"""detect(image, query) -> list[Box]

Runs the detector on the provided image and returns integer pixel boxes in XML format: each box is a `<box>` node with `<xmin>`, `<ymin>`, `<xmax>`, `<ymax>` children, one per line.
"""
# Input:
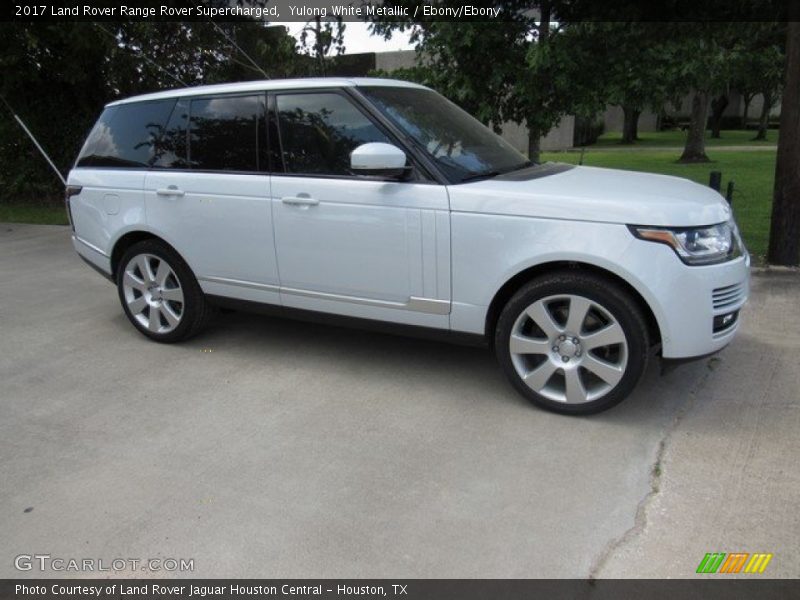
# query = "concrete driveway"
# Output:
<box><xmin>1</xmin><ymin>224</ymin><xmax>797</xmax><ymax>578</ymax></box>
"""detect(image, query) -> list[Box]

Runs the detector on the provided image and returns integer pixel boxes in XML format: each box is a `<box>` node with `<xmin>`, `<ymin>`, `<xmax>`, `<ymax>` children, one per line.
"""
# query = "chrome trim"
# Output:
<box><xmin>200</xmin><ymin>276</ymin><xmax>450</xmax><ymax>315</ymax></box>
<box><xmin>73</xmin><ymin>235</ymin><xmax>109</xmax><ymax>257</ymax></box>
<box><xmin>407</xmin><ymin>296</ymin><xmax>451</xmax><ymax>315</ymax></box>
<box><xmin>199</xmin><ymin>276</ymin><xmax>280</xmax><ymax>293</ymax></box>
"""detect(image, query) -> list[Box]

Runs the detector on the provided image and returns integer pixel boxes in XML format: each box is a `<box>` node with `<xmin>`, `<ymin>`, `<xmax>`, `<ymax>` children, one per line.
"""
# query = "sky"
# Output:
<box><xmin>271</xmin><ymin>21</ymin><xmax>415</xmax><ymax>55</ymax></box>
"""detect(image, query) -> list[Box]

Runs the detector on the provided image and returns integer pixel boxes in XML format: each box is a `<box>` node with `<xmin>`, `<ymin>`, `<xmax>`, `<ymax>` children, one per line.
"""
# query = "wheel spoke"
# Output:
<box><xmin>510</xmin><ymin>333</ymin><xmax>550</xmax><ymax>355</ymax></box>
<box><xmin>582</xmin><ymin>322</ymin><xmax>625</xmax><ymax>350</ymax></box>
<box><xmin>155</xmin><ymin>260</ymin><xmax>172</xmax><ymax>286</ymax></box>
<box><xmin>161</xmin><ymin>303</ymin><xmax>181</xmax><ymax>328</ymax></box>
<box><xmin>161</xmin><ymin>287</ymin><xmax>183</xmax><ymax>303</ymax></box>
<box><xmin>137</xmin><ymin>255</ymin><xmax>155</xmax><ymax>284</ymax></box>
<box><xmin>522</xmin><ymin>360</ymin><xmax>558</xmax><ymax>392</ymax></box>
<box><xmin>564</xmin><ymin>368</ymin><xmax>588</xmax><ymax>403</ymax></box>
<box><xmin>565</xmin><ymin>296</ymin><xmax>591</xmax><ymax>335</ymax></box>
<box><xmin>123</xmin><ymin>270</ymin><xmax>146</xmax><ymax>292</ymax></box>
<box><xmin>525</xmin><ymin>300</ymin><xmax>561</xmax><ymax>338</ymax></box>
<box><xmin>147</xmin><ymin>306</ymin><xmax>162</xmax><ymax>332</ymax></box>
<box><xmin>127</xmin><ymin>296</ymin><xmax>147</xmax><ymax>315</ymax></box>
<box><xmin>583</xmin><ymin>354</ymin><xmax>624</xmax><ymax>386</ymax></box>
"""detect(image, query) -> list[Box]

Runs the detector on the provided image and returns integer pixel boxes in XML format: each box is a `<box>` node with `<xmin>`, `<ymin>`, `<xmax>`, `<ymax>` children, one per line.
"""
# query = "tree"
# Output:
<box><xmin>729</xmin><ymin>25</ymin><xmax>784</xmax><ymax>135</ymax></box>
<box><xmin>668</xmin><ymin>23</ymin><xmax>741</xmax><ymax>163</ymax></box>
<box><xmin>0</xmin><ymin>19</ymin><xmax>302</xmax><ymax>204</ymax></box>
<box><xmin>298</xmin><ymin>16</ymin><xmax>345</xmax><ymax>75</ymax></box>
<box><xmin>767</xmin><ymin>18</ymin><xmax>800</xmax><ymax>265</ymax></box>
<box><xmin>370</xmin><ymin>1</ymin><xmax>605</xmax><ymax>161</ymax></box>
<box><xmin>568</xmin><ymin>23</ymin><xmax>676</xmax><ymax>144</ymax></box>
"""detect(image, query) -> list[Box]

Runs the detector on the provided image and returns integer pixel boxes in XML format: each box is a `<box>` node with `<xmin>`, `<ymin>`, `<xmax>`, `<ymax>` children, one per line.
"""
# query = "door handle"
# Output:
<box><xmin>281</xmin><ymin>196</ymin><xmax>319</xmax><ymax>207</ymax></box>
<box><xmin>156</xmin><ymin>186</ymin><xmax>185</xmax><ymax>197</ymax></box>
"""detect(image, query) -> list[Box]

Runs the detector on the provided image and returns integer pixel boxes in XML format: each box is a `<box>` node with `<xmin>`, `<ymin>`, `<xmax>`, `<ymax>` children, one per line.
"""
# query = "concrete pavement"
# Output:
<box><xmin>0</xmin><ymin>224</ymin><xmax>797</xmax><ymax>578</ymax></box>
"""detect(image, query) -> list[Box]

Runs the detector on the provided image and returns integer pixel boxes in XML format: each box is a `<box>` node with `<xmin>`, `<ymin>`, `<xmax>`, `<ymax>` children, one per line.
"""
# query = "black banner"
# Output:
<box><xmin>4</xmin><ymin>0</ymin><xmax>796</xmax><ymax>23</ymax></box>
<box><xmin>2</xmin><ymin>580</ymin><xmax>800</xmax><ymax>600</ymax></box>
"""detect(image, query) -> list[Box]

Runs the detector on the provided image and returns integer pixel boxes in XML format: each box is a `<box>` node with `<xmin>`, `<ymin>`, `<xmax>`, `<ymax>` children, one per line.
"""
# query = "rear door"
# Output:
<box><xmin>270</xmin><ymin>90</ymin><xmax>451</xmax><ymax>327</ymax></box>
<box><xmin>144</xmin><ymin>93</ymin><xmax>280</xmax><ymax>304</ymax></box>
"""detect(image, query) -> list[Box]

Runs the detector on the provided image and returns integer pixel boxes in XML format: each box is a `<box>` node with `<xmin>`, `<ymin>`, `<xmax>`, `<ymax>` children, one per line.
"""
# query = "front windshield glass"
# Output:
<box><xmin>360</xmin><ymin>86</ymin><xmax>530</xmax><ymax>183</ymax></box>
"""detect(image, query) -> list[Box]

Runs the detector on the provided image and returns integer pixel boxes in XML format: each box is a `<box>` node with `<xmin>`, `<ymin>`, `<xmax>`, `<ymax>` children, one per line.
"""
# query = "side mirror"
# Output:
<box><xmin>350</xmin><ymin>143</ymin><xmax>411</xmax><ymax>179</ymax></box>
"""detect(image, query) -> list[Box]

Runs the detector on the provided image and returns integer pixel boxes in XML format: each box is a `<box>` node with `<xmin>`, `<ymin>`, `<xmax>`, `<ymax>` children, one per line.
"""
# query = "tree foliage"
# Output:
<box><xmin>0</xmin><ymin>20</ymin><xmax>300</xmax><ymax>203</ymax></box>
<box><xmin>370</xmin><ymin>1</ymin><xmax>606</xmax><ymax>161</ymax></box>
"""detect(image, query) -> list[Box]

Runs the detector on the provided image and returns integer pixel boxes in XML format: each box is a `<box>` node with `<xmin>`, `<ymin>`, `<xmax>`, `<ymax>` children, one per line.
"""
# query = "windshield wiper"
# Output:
<box><xmin>459</xmin><ymin>170</ymin><xmax>502</xmax><ymax>183</ymax></box>
<box><xmin>459</xmin><ymin>161</ymin><xmax>534</xmax><ymax>183</ymax></box>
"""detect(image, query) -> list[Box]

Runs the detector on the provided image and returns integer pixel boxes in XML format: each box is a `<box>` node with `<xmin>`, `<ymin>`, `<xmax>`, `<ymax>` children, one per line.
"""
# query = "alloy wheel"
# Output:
<box><xmin>509</xmin><ymin>294</ymin><xmax>628</xmax><ymax>404</ymax></box>
<box><xmin>122</xmin><ymin>253</ymin><xmax>185</xmax><ymax>334</ymax></box>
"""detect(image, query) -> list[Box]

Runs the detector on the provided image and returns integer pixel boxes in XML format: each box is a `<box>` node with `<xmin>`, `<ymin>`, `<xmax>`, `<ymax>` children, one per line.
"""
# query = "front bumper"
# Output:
<box><xmin>638</xmin><ymin>243</ymin><xmax>750</xmax><ymax>359</ymax></box>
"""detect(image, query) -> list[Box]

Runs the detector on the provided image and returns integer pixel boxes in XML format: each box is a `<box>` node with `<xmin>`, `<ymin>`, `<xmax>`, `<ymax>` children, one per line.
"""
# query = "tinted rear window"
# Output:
<box><xmin>152</xmin><ymin>99</ymin><xmax>189</xmax><ymax>169</ymax></box>
<box><xmin>188</xmin><ymin>95</ymin><xmax>266</xmax><ymax>172</ymax></box>
<box><xmin>76</xmin><ymin>100</ymin><xmax>175</xmax><ymax>168</ymax></box>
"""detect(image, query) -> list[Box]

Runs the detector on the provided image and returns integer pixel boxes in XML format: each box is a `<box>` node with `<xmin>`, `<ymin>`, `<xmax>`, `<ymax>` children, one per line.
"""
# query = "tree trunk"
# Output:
<box><xmin>753</xmin><ymin>92</ymin><xmax>772</xmax><ymax>141</ymax></box>
<box><xmin>620</xmin><ymin>106</ymin><xmax>640</xmax><ymax>144</ymax></box>
<box><xmin>767</xmin><ymin>19</ymin><xmax>800</xmax><ymax>266</ymax></box>
<box><xmin>709</xmin><ymin>94</ymin><xmax>729</xmax><ymax>138</ymax></box>
<box><xmin>527</xmin><ymin>128</ymin><xmax>541</xmax><ymax>163</ymax></box>
<box><xmin>742</xmin><ymin>95</ymin><xmax>752</xmax><ymax>129</ymax></box>
<box><xmin>679</xmin><ymin>91</ymin><xmax>711</xmax><ymax>163</ymax></box>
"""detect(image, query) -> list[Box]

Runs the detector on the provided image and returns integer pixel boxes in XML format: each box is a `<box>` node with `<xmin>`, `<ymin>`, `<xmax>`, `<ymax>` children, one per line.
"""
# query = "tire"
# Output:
<box><xmin>494</xmin><ymin>270</ymin><xmax>650</xmax><ymax>415</ymax></box>
<box><xmin>117</xmin><ymin>239</ymin><xmax>212</xmax><ymax>343</ymax></box>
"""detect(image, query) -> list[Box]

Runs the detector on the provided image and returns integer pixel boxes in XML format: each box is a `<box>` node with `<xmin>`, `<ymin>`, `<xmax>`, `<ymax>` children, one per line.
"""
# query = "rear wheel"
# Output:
<box><xmin>495</xmin><ymin>271</ymin><xmax>650</xmax><ymax>415</ymax></box>
<box><xmin>117</xmin><ymin>239</ymin><xmax>212</xmax><ymax>343</ymax></box>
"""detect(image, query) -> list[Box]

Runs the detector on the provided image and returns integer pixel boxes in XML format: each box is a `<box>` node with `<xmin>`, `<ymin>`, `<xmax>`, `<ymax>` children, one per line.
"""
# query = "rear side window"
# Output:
<box><xmin>276</xmin><ymin>93</ymin><xmax>391</xmax><ymax>176</ymax></box>
<box><xmin>76</xmin><ymin>100</ymin><xmax>175</xmax><ymax>168</ymax></box>
<box><xmin>188</xmin><ymin>95</ymin><xmax>266</xmax><ymax>172</ymax></box>
<box><xmin>152</xmin><ymin>99</ymin><xmax>189</xmax><ymax>169</ymax></box>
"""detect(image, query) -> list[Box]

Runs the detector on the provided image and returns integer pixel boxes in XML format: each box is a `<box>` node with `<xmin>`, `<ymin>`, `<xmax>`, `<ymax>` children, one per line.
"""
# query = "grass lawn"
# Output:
<box><xmin>542</xmin><ymin>148</ymin><xmax>775</xmax><ymax>263</ymax></box>
<box><xmin>594</xmin><ymin>129</ymin><xmax>777</xmax><ymax>148</ymax></box>
<box><xmin>0</xmin><ymin>204</ymin><xmax>69</xmax><ymax>226</ymax></box>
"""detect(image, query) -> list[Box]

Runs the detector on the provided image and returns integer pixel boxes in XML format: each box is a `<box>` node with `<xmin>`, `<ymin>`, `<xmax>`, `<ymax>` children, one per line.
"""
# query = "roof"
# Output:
<box><xmin>106</xmin><ymin>77</ymin><xmax>428</xmax><ymax>106</ymax></box>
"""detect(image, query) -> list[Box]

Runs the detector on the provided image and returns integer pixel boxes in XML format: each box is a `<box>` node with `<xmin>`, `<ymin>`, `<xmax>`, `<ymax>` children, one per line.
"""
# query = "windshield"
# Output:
<box><xmin>360</xmin><ymin>86</ymin><xmax>530</xmax><ymax>183</ymax></box>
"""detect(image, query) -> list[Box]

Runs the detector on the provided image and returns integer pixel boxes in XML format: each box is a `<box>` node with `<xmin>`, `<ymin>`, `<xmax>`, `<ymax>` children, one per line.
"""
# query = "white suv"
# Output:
<box><xmin>67</xmin><ymin>78</ymin><xmax>749</xmax><ymax>414</ymax></box>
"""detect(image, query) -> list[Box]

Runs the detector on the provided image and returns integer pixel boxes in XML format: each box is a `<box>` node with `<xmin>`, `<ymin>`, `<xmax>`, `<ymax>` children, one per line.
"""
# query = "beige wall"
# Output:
<box><xmin>602</xmin><ymin>106</ymin><xmax>659</xmax><ymax>133</ymax></box>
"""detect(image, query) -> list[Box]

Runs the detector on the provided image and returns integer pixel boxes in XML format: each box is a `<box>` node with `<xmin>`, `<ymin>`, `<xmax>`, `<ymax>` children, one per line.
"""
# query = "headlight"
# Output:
<box><xmin>629</xmin><ymin>221</ymin><xmax>740</xmax><ymax>265</ymax></box>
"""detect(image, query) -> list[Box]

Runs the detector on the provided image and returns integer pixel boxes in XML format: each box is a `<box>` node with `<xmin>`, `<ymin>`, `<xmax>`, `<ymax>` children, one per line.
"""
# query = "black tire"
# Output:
<box><xmin>494</xmin><ymin>270</ymin><xmax>650</xmax><ymax>415</ymax></box>
<box><xmin>117</xmin><ymin>239</ymin><xmax>212</xmax><ymax>343</ymax></box>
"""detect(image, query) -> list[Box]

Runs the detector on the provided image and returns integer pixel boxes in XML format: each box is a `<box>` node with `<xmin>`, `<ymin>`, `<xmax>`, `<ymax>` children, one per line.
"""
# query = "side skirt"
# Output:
<box><xmin>206</xmin><ymin>295</ymin><xmax>488</xmax><ymax>348</ymax></box>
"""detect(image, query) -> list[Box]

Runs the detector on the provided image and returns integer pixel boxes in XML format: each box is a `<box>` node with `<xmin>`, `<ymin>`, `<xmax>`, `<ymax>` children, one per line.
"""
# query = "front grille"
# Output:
<box><xmin>712</xmin><ymin>282</ymin><xmax>746</xmax><ymax>310</ymax></box>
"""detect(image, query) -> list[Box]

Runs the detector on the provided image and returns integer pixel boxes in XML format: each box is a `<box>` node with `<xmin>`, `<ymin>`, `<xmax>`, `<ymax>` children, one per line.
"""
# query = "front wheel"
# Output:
<box><xmin>495</xmin><ymin>271</ymin><xmax>650</xmax><ymax>415</ymax></box>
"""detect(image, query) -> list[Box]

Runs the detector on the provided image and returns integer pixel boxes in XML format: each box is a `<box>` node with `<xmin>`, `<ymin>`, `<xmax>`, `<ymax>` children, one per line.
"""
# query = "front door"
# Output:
<box><xmin>270</xmin><ymin>91</ymin><xmax>450</xmax><ymax>327</ymax></box>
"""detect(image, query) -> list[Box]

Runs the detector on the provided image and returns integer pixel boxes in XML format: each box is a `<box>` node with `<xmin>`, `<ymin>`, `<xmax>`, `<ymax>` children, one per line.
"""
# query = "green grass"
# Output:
<box><xmin>542</xmin><ymin>148</ymin><xmax>776</xmax><ymax>262</ymax></box>
<box><xmin>594</xmin><ymin>129</ymin><xmax>777</xmax><ymax>148</ymax></box>
<box><xmin>0</xmin><ymin>204</ymin><xmax>69</xmax><ymax>226</ymax></box>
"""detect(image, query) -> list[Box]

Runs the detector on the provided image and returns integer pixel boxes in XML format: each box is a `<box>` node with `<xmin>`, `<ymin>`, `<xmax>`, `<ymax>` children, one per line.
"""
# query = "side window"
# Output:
<box><xmin>152</xmin><ymin>99</ymin><xmax>189</xmax><ymax>169</ymax></box>
<box><xmin>76</xmin><ymin>100</ymin><xmax>175</xmax><ymax>168</ymax></box>
<box><xmin>276</xmin><ymin>93</ymin><xmax>391</xmax><ymax>176</ymax></box>
<box><xmin>188</xmin><ymin>95</ymin><xmax>266</xmax><ymax>172</ymax></box>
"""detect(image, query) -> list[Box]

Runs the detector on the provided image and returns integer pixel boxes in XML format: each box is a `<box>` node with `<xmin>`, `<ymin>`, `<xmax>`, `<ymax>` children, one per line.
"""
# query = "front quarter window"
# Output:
<box><xmin>360</xmin><ymin>86</ymin><xmax>529</xmax><ymax>183</ymax></box>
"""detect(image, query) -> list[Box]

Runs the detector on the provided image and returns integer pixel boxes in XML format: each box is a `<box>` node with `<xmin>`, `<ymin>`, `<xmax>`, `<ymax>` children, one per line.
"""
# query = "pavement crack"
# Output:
<box><xmin>587</xmin><ymin>360</ymin><xmax>716</xmax><ymax>580</ymax></box>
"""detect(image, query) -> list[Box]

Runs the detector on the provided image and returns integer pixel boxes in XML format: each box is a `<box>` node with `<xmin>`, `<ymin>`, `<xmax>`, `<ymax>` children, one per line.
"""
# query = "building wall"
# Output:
<box><xmin>602</xmin><ymin>106</ymin><xmax>659</xmax><ymax>133</ymax></box>
<box><xmin>374</xmin><ymin>50</ymin><xmax>417</xmax><ymax>72</ymax></box>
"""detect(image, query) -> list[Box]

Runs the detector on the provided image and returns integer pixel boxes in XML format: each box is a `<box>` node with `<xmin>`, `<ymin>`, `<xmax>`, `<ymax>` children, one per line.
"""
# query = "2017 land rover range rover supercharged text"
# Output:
<box><xmin>67</xmin><ymin>78</ymin><xmax>750</xmax><ymax>414</ymax></box>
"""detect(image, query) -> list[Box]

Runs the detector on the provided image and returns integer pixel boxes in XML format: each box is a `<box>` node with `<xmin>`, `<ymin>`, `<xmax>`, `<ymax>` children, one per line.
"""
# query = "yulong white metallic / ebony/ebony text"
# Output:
<box><xmin>67</xmin><ymin>78</ymin><xmax>749</xmax><ymax>414</ymax></box>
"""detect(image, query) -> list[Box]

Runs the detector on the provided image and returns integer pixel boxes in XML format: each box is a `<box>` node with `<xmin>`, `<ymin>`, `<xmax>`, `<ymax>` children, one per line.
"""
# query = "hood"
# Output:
<box><xmin>448</xmin><ymin>164</ymin><xmax>732</xmax><ymax>227</ymax></box>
